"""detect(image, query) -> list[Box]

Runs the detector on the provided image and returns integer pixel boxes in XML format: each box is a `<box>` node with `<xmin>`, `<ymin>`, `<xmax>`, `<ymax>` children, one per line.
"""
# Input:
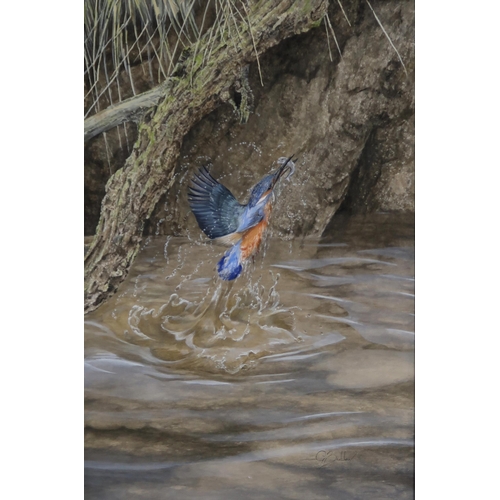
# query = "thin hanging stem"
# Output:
<box><xmin>324</xmin><ymin>18</ymin><xmax>333</xmax><ymax>62</ymax></box>
<box><xmin>337</xmin><ymin>0</ymin><xmax>351</xmax><ymax>27</ymax></box>
<box><xmin>365</xmin><ymin>0</ymin><xmax>408</xmax><ymax>76</ymax></box>
<box><xmin>325</xmin><ymin>13</ymin><xmax>342</xmax><ymax>59</ymax></box>
<box><xmin>241</xmin><ymin>1</ymin><xmax>263</xmax><ymax>86</ymax></box>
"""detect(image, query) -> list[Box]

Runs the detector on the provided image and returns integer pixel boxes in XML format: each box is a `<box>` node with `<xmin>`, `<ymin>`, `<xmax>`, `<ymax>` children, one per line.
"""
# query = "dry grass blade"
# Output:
<box><xmin>137</xmin><ymin>23</ymin><xmax>169</xmax><ymax>82</ymax></box>
<box><xmin>84</xmin><ymin>0</ymin><xmax>199</xmax><ymax>117</ymax></box>
<box><xmin>85</xmin><ymin>21</ymin><xmax>150</xmax><ymax>118</ymax></box>
<box><xmin>337</xmin><ymin>0</ymin><xmax>351</xmax><ymax>27</ymax></box>
<box><xmin>189</xmin><ymin>0</ymin><xmax>213</xmax><ymax>86</ymax></box>
<box><xmin>365</xmin><ymin>0</ymin><xmax>408</xmax><ymax>76</ymax></box>
<box><xmin>166</xmin><ymin>0</ymin><xmax>198</xmax><ymax>74</ymax></box>
<box><xmin>124</xmin><ymin>29</ymin><xmax>137</xmax><ymax>95</ymax></box>
<box><xmin>216</xmin><ymin>0</ymin><xmax>230</xmax><ymax>44</ymax></box>
<box><xmin>202</xmin><ymin>3</ymin><xmax>223</xmax><ymax>67</ymax></box>
<box><xmin>324</xmin><ymin>18</ymin><xmax>334</xmax><ymax>62</ymax></box>
<box><xmin>227</xmin><ymin>0</ymin><xmax>244</xmax><ymax>47</ymax></box>
<box><xmin>241</xmin><ymin>1</ymin><xmax>263</xmax><ymax>86</ymax></box>
<box><xmin>325</xmin><ymin>13</ymin><xmax>342</xmax><ymax>59</ymax></box>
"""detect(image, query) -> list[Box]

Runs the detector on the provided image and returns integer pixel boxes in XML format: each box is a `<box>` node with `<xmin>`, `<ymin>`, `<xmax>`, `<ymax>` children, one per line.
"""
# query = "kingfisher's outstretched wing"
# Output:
<box><xmin>188</xmin><ymin>166</ymin><xmax>246</xmax><ymax>242</ymax></box>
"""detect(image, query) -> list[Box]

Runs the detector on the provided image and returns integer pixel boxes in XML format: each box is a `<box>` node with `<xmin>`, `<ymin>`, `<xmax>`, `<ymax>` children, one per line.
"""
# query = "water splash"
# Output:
<box><xmin>118</xmin><ymin>269</ymin><xmax>301</xmax><ymax>374</ymax></box>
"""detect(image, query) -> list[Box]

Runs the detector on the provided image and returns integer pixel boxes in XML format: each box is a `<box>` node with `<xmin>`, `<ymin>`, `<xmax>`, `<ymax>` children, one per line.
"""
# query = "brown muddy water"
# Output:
<box><xmin>85</xmin><ymin>213</ymin><xmax>414</xmax><ymax>499</ymax></box>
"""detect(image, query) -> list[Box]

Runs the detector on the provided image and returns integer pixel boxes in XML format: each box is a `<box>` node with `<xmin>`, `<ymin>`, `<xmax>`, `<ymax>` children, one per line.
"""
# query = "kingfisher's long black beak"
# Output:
<box><xmin>271</xmin><ymin>155</ymin><xmax>297</xmax><ymax>189</ymax></box>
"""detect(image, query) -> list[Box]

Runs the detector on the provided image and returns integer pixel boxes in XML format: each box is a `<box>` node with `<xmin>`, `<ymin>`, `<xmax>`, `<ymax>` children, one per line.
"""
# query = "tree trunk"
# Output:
<box><xmin>84</xmin><ymin>0</ymin><xmax>328</xmax><ymax>313</ymax></box>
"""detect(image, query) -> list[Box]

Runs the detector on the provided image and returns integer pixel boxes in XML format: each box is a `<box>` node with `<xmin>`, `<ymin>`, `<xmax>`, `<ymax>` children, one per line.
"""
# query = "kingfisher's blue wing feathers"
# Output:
<box><xmin>236</xmin><ymin>205</ymin><xmax>265</xmax><ymax>233</ymax></box>
<box><xmin>188</xmin><ymin>167</ymin><xmax>246</xmax><ymax>239</ymax></box>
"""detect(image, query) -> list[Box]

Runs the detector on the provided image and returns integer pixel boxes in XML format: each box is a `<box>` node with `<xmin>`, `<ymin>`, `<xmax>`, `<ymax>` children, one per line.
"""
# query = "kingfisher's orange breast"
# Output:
<box><xmin>240</xmin><ymin>203</ymin><xmax>272</xmax><ymax>261</ymax></box>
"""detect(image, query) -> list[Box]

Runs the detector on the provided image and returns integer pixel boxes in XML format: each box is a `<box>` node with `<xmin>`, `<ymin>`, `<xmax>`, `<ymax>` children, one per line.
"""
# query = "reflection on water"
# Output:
<box><xmin>85</xmin><ymin>213</ymin><xmax>414</xmax><ymax>499</ymax></box>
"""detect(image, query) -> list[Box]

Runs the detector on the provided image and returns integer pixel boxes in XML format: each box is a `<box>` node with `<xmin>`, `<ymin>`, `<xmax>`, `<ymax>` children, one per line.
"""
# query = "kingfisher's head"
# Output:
<box><xmin>247</xmin><ymin>156</ymin><xmax>296</xmax><ymax>208</ymax></box>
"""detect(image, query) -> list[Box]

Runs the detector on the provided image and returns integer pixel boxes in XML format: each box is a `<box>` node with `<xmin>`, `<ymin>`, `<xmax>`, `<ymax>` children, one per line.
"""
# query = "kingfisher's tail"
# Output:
<box><xmin>217</xmin><ymin>241</ymin><xmax>243</xmax><ymax>280</ymax></box>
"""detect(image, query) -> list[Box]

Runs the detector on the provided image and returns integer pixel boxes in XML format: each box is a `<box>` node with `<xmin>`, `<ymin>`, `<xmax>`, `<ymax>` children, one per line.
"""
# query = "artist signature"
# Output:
<box><xmin>315</xmin><ymin>450</ymin><xmax>358</xmax><ymax>467</ymax></box>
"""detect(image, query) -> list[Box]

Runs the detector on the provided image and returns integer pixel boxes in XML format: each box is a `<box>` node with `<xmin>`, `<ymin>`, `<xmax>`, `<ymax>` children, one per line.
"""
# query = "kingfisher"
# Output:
<box><xmin>188</xmin><ymin>155</ymin><xmax>296</xmax><ymax>280</ymax></box>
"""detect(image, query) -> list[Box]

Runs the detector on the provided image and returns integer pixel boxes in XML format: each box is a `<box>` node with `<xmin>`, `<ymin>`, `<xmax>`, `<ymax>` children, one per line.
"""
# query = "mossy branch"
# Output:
<box><xmin>84</xmin><ymin>80</ymin><xmax>173</xmax><ymax>142</ymax></box>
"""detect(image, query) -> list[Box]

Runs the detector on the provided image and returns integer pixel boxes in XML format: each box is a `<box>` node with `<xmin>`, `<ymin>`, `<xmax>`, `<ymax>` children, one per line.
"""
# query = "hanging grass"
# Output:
<box><xmin>83</xmin><ymin>0</ymin><xmax>262</xmax><ymax>119</ymax></box>
<box><xmin>84</xmin><ymin>0</ymin><xmax>203</xmax><ymax>117</ymax></box>
<box><xmin>84</xmin><ymin>1</ymin><xmax>408</xmax><ymax>122</ymax></box>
